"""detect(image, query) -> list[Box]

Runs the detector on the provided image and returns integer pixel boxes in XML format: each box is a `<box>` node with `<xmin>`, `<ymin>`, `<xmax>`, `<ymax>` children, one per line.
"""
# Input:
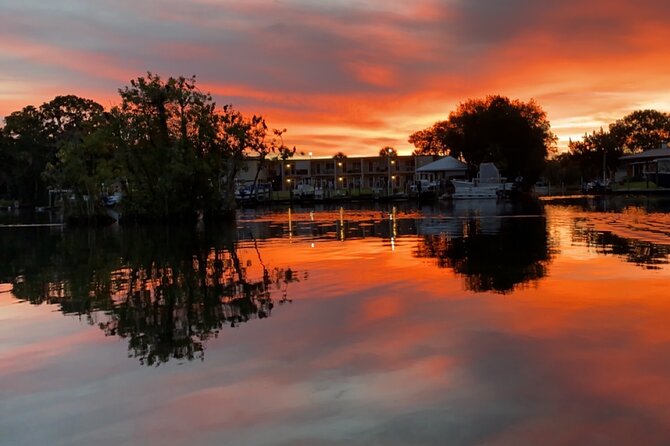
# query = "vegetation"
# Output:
<box><xmin>379</xmin><ymin>146</ymin><xmax>397</xmax><ymax>158</ymax></box>
<box><xmin>409</xmin><ymin>95</ymin><xmax>557</xmax><ymax>185</ymax></box>
<box><xmin>557</xmin><ymin>110</ymin><xmax>670</xmax><ymax>184</ymax></box>
<box><xmin>3</xmin><ymin>82</ymin><xmax>670</xmax><ymax>214</ymax></box>
<box><xmin>0</xmin><ymin>73</ymin><xmax>294</xmax><ymax>222</ymax></box>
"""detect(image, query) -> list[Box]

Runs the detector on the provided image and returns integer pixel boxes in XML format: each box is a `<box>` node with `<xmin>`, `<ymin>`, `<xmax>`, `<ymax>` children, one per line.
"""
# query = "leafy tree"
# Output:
<box><xmin>40</xmin><ymin>95</ymin><xmax>105</xmax><ymax>146</ymax></box>
<box><xmin>1</xmin><ymin>106</ymin><xmax>50</xmax><ymax>204</ymax></box>
<box><xmin>1</xmin><ymin>96</ymin><xmax>106</xmax><ymax>207</ymax></box>
<box><xmin>40</xmin><ymin>96</ymin><xmax>108</xmax><ymax>219</ymax></box>
<box><xmin>1</xmin><ymin>73</ymin><xmax>295</xmax><ymax>220</ymax></box>
<box><xmin>408</xmin><ymin>121</ymin><xmax>451</xmax><ymax>156</ymax></box>
<box><xmin>609</xmin><ymin>109</ymin><xmax>670</xmax><ymax>154</ymax></box>
<box><xmin>543</xmin><ymin>153</ymin><xmax>582</xmax><ymax>187</ymax></box>
<box><xmin>115</xmin><ymin>73</ymin><xmax>212</xmax><ymax>219</ymax></box>
<box><xmin>246</xmin><ymin>127</ymin><xmax>296</xmax><ymax>200</ymax></box>
<box><xmin>410</xmin><ymin>95</ymin><xmax>557</xmax><ymax>184</ymax></box>
<box><xmin>0</xmin><ymin>129</ymin><xmax>9</xmax><ymax>198</ymax></box>
<box><xmin>567</xmin><ymin>128</ymin><xmax>621</xmax><ymax>180</ymax></box>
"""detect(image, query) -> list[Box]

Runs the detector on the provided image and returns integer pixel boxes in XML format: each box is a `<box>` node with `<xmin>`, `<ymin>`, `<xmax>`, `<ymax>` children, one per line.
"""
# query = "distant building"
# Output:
<box><xmin>261</xmin><ymin>155</ymin><xmax>436</xmax><ymax>192</ymax></box>
<box><xmin>618</xmin><ymin>142</ymin><xmax>670</xmax><ymax>186</ymax></box>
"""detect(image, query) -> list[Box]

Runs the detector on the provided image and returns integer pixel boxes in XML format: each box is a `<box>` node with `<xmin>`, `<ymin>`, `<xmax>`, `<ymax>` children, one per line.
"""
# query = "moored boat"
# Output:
<box><xmin>451</xmin><ymin>163</ymin><xmax>514</xmax><ymax>199</ymax></box>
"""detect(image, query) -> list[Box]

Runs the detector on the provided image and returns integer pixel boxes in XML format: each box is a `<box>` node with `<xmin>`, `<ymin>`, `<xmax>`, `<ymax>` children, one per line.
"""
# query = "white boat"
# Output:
<box><xmin>451</xmin><ymin>163</ymin><xmax>514</xmax><ymax>199</ymax></box>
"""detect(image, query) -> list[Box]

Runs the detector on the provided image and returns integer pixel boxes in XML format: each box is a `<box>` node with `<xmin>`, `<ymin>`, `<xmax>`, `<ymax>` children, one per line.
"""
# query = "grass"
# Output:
<box><xmin>613</xmin><ymin>181</ymin><xmax>659</xmax><ymax>190</ymax></box>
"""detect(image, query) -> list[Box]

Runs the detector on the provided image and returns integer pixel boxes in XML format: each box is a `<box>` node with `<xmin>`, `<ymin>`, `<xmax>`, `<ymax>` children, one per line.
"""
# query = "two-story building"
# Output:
<box><xmin>269</xmin><ymin>155</ymin><xmax>436</xmax><ymax>193</ymax></box>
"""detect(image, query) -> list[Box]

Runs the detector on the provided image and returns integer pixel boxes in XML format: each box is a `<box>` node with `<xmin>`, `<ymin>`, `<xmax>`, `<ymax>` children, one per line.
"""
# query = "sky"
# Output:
<box><xmin>1</xmin><ymin>0</ymin><xmax>670</xmax><ymax>156</ymax></box>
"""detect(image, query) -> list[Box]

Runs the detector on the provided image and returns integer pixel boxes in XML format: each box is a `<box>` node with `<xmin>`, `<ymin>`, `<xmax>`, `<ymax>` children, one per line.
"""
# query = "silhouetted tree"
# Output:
<box><xmin>379</xmin><ymin>146</ymin><xmax>397</xmax><ymax>158</ymax></box>
<box><xmin>567</xmin><ymin>128</ymin><xmax>621</xmax><ymax>180</ymax></box>
<box><xmin>609</xmin><ymin>109</ymin><xmax>670</xmax><ymax>154</ymax></box>
<box><xmin>409</xmin><ymin>121</ymin><xmax>451</xmax><ymax>156</ymax></box>
<box><xmin>1</xmin><ymin>96</ymin><xmax>106</xmax><ymax>207</ymax></box>
<box><xmin>410</xmin><ymin>95</ymin><xmax>557</xmax><ymax>184</ymax></box>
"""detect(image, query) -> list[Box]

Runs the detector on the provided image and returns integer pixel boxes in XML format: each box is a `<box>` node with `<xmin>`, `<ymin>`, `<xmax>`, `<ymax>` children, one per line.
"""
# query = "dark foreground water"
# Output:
<box><xmin>2</xmin><ymin>197</ymin><xmax>670</xmax><ymax>445</ymax></box>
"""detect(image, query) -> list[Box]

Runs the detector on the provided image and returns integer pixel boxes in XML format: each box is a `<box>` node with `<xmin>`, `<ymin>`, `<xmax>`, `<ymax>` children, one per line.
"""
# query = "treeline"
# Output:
<box><xmin>0</xmin><ymin>73</ymin><xmax>294</xmax><ymax>222</ymax></box>
<box><xmin>548</xmin><ymin>110</ymin><xmax>670</xmax><ymax>184</ymax></box>
<box><xmin>409</xmin><ymin>96</ymin><xmax>670</xmax><ymax>186</ymax></box>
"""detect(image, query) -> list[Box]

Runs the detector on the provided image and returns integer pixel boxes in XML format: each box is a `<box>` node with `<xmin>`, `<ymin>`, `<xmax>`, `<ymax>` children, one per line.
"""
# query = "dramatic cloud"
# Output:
<box><xmin>2</xmin><ymin>0</ymin><xmax>670</xmax><ymax>155</ymax></box>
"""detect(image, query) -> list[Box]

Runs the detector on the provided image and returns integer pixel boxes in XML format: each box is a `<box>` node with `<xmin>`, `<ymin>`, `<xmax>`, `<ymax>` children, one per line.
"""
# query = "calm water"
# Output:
<box><xmin>2</xmin><ymin>197</ymin><xmax>670</xmax><ymax>445</ymax></box>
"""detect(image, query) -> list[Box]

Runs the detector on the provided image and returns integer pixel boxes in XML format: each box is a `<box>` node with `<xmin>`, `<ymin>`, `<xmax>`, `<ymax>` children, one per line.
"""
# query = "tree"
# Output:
<box><xmin>1</xmin><ymin>96</ymin><xmax>106</xmax><ymax>207</ymax></box>
<box><xmin>333</xmin><ymin>151</ymin><xmax>347</xmax><ymax>162</ymax></box>
<box><xmin>331</xmin><ymin>152</ymin><xmax>347</xmax><ymax>190</ymax></box>
<box><xmin>408</xmin><ymin>121</ymin><xmax>452</xmax><ymax>156</ymax></box>
<box><xmin>41</xmin><ymin>96</ymin><xmax>108</xmax><ymax>219</ymax></box>
<box><xmin>2</xmin><ymin>106</ymin><xmax>50</xmax><ymax>204</ymax></box>
<box><xmin>115</xmin><ymin>73</ymin><xmax>252</xmax><ymax>219</ymax></box>
<box><xmin>567</xmin><ymin>128</ymin><xmax>621</xmax><ymax>180</ymax></box>
<box><xmin>409</xmin><ymin>95</ymin><xmax>557</xmax><ymax>184</ymax></box>
<box><xmin>1</xmin><ymin>73</ymin><xmax>295</xmax><ymax>220</ymax></box>
<box><xmin>379</xmin><ymin>146</ymin><xmax>398</xmax><ymax>194</ymax></box>
<box><xmin>609</xmin><ymin>109</ymin><xmax>670</xmax><ymax>154</ymax></box>
<box><xmin>247</xmin><ymin>127</ymin><xmax>295</xmax><ymax>200</ymax></box>
<box><xmin>379</xmin><ymin>146</ymin><xmax>397</xmax><ymax>158</ymax></box>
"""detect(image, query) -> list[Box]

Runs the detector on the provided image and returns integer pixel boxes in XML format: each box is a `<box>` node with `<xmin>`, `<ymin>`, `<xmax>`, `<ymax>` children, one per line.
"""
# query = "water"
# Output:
<box><xmin>2</xmin><ymin>197</ymin><xmax>670</xmax><ymax>445</ymax></box>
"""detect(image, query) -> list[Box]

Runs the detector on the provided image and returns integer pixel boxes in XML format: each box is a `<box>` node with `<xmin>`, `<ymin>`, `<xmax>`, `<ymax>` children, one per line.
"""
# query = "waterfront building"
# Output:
<box><xmin>265</xmin><ymin>155</ymin><xmax>436</xmax><ymax>192</ymax></box>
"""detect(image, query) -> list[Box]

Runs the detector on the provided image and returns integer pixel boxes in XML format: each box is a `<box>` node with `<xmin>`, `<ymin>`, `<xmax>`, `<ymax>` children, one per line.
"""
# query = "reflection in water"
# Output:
<box><xmin>249</xmin><ymin>201</ymin><xmax>553</xmax><ymax>293</ymax></box>
<box><xmin>0</xmin><ymin>224</ymin><xmax>301</xmax><ymax>366</ymax></box>
<box><xmin>415</xmin><ymin>215</ymin><xmax>551</xmax><ymax>293</ymax></box>
<box><xmin>573</xmin><ymin>219</ymin><xmax>670</xmax><ymax>269</ymax></box>
<box><xmin>4</xmin><ymin>201</ymin><xmax>670</xmax><ymax>445</ymax></box>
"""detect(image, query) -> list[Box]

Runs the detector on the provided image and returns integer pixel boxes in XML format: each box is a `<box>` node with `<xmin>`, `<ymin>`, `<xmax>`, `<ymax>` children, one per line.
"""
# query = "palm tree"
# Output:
<box><xmin>379</xmin><ymin>146</ymin><xmax>397</xmax><ymax>158</ymax></box>
<box><xmin>332</xmin><ymin>152</ymin><xmax>347</xmax><ymax>191</ymax></box>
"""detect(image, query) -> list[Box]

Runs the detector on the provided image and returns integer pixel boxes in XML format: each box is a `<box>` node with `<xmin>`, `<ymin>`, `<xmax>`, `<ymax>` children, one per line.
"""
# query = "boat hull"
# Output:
<box><xmin>451</xmin><ymin>180</ymin><xmax>513</xmax><ymax>199</ymax></box>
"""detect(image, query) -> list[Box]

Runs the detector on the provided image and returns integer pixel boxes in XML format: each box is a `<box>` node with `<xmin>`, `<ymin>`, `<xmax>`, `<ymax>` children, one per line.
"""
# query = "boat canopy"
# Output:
<box><xmin>478</xmin><ymin>163</ymin><xmax>502</xmax><ymax>183</ymax></box>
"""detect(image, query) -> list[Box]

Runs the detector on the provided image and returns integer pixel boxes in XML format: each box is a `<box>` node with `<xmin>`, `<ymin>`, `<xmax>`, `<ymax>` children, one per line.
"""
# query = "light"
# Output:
<box><xmin>308</xmin><ymin>151</ymin><xmax>313</xmax><ymax>157</ymax></box>
<box><xmin>338</xmin><ymin>162</ymin><xmax>342</xmax><ymax>166</ymax></box>
<box><xmin>286</xmin><ymin>163</ymin><xmax>291</xmax><ymax>168</ymax></box>
<box><xmin>338</xmin><ymin>177</ymin><xmax>343</xmax><ymax>181</ymax></box>
<box><xmin>391</xmin><ymin>160</ymin><xmax>396</xmax><ymax>164</ymax></box>
<box><xmin>391</xmin><ymin>175</ymin><xmax>396</xmax><ymax>179</ymax></box>
<box><xmin>287</xmin><ymin>178</ymin><xmax>292</xmax><ymax>183</ymax></box>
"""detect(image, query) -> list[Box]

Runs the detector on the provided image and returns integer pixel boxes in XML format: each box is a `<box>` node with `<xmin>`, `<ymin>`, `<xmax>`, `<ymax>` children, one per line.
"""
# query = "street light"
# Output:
<box><xmin>387</xmin><ymin>157</ymin><xmax>395</xmax><ymax>196</ymax></box>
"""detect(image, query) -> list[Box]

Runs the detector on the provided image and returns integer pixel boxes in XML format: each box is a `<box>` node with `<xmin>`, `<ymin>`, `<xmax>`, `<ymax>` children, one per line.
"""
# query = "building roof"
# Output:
<box><xmin>416</xmin><ymin>156</ymin><xmax>467</xmax><ymax>173</ymax></box>
<box><xmin>620</xmin><ymin>148</ymin><xmax>670</xmax><ymax>161</ymax></box>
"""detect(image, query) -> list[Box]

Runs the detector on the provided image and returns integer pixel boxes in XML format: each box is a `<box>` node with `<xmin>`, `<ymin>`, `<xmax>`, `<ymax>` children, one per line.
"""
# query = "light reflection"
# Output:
<box><xmin>3</xmin><ymin>200</ymin><xmax>670</xmax><ymax>444</ymax></box>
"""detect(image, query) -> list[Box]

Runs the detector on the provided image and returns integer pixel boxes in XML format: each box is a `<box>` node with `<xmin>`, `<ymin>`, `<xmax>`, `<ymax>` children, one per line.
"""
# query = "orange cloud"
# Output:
<box><xmin>2</xmin><ymin>0</ymin><xmax>670</xmax><ymax>156</ymax></box>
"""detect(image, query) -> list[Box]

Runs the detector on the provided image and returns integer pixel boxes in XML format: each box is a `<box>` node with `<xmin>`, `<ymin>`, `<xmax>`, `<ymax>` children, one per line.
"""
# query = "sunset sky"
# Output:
<box><xmin>2</xmin><ymin>0</ymin><xmax>670</xmax><ymax>156</ymax></box>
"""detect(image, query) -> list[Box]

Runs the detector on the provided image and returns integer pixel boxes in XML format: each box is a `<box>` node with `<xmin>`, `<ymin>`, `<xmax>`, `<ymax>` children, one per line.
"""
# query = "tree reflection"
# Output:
<box><xmin>572</xmin><ymin>223</ymin><xmax>670</xmax><ymax>269</ymax></box>
<box><xmin>415</xmin><ymin>216</ymin><xmax>551</xmax><ymax>293</ymax></box>
<box><xmin>0</xmin><ymin>224</ymin><xmax>301</xmax><ymax>366</ymax></box>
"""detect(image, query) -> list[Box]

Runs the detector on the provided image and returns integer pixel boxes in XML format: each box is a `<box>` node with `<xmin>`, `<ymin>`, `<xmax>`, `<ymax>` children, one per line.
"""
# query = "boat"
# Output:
<box><xmin>409</xmin><ymin>179</ymin><xmax>439</xmax><ymax>200</ymax></box>
<box><xmin>451</xmin><ymin>163</ymin><xmax>514</xmax><ymax>199</ymax></box>
<box><xmin>235</xmin><ymin>182</ymin><xmax>271</xmax><ymax>203</ymax></box>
